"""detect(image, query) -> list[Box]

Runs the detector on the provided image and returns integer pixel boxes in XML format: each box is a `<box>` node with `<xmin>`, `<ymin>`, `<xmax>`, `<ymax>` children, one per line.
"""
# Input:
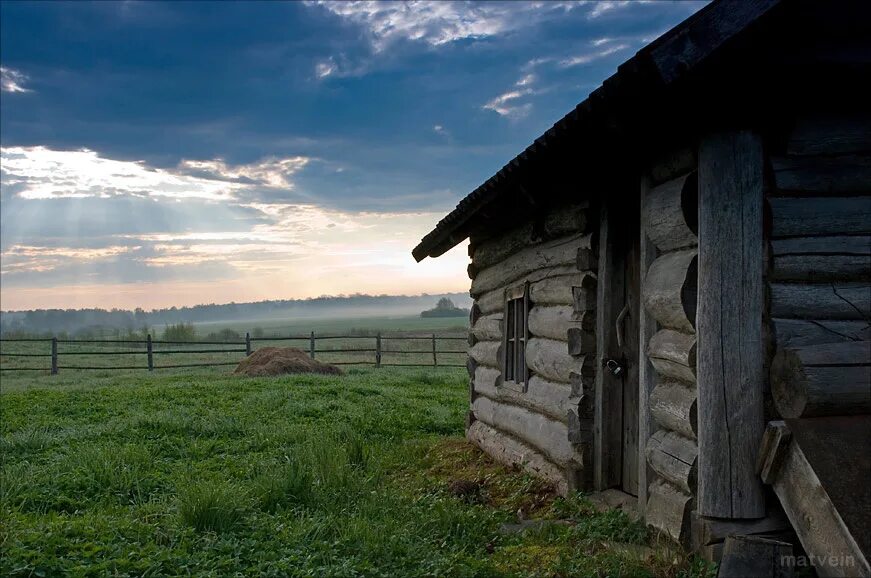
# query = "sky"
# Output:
<box><xmin>0</xmin><ymin>0</ymin><xmax>705</xmax><ymax>311</ymax></box>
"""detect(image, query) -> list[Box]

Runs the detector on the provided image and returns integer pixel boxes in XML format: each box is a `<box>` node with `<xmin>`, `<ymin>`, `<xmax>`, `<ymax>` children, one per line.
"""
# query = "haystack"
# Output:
<box><xmin>233</xmin><ymin>347</ymin><xmax>342</xmax><ymax>377</ymax></box>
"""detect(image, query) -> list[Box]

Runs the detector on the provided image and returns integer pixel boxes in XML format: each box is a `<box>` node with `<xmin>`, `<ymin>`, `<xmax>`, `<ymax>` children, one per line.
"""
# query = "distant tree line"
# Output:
<box><xmin>420</xmin><ymin>298</ymin><xmax>470</xmax><ymax>318</ymax></box>
<box><xmin>0</xmin><ymin>293</ymin><xmax>472</xmax><ymax>337</ymax></box>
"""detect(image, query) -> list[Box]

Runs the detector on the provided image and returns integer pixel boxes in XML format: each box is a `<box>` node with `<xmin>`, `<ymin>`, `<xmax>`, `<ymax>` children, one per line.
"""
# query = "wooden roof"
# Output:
<box><xmin>412</xmin><ymin>0</ymin><xmax>785</xmax><ymax>262</ymax></box>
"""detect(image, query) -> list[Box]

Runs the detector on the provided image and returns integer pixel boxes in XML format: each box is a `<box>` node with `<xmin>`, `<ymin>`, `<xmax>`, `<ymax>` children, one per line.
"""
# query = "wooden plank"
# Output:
<box><xmin>772</xmin><ymin>154</ymin><xmax>871</xmax><ymax>195</ymax></box>
<box><xmin>771</xmin><ymin>235</ymin><xmax>871</xmax><ymax>256</ymax></box>
<box><xmin>595</xmin><ymin>201</ymin><xmax>623</xmax><ymax>491</ymax></box>
<box><xmin>769</xmin><ymin>196</ymin><xmax>871</xmax><ymax>238</ymax></box>
<box><xmin>758</xmin><ymin>418</ymin><xmax>871</xmax><ymax>577</ymax></box>
<box><xmin>770</xmin><ymin>341</ymin><xmax>871</xmax><ymax>418</ymax></box>
<box><xmin>770</xmin><ymin>282</ymin><xmax>871</xmax><ymax>320</ymax></box>
<box><xmin>787</xmin><ymin>115</ymin><xmax>871</xmax><ymax>156</ymax></box>
<box><xmin>772</xmin><ymin>318</ymin><xmax>871</xmax><ymax>348</ymax></box>
<box><xmin>697</xmin><ymin>130</ymin><xmax>766</xmax><ymax>518</ymax></box>
<box><xmin>693</xmin><ymin>509</ymin><xmax>791</xmax><ymax>547</ymax></box>
<box><xmin>623</xmin><ymin>208</ymin><xmax>641</xmax><ymax>496</ymax></box>
<box><xmin>641</xmin><ymin>249</ymin><xmax>698</xmax><ymax>333</ymax></box>
<box><xmin>471</xmin><ymin>233</ymin><xmax>590</xmax><ymax>297</ymax></box>
<box><xmin>644</xmin><ymin>172</ymin><xmax>698</xmax><ymax>252</ymax></box>
<box><xmin>772</xmin><ymin>254</ymin><xmax>871</xmax><ymax>282</ymax></box>
<box><xmin>638</xmin><ymin>173</ymin><xmax>660</xmax><ymax>514</ymax></box>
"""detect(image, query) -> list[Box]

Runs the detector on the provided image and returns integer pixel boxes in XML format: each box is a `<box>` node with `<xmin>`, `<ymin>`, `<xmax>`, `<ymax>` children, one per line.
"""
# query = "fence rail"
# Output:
<box><xmin>0</xmin><ymin>332</ymin><xmax>468</xmax><ymax>374</ymax></box>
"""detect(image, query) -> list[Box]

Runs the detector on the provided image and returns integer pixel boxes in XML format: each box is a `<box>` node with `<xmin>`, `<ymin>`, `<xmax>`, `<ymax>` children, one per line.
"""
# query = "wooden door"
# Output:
<box><xmin>594</xmin><ymin>197</ymin><xmax>641</xmax><ymax>496</ymax></box>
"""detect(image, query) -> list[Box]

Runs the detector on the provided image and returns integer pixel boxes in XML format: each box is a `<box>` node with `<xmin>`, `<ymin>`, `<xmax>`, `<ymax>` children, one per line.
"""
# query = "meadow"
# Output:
<box><xmin>0</xmin><ymin>363</ymin><xmax>716</xmax><ymax>577</ymax></box>
<box><xmin>0</xmin><ymin>315</ymin><xmax>470</xmax><ymax>374</ymax></box>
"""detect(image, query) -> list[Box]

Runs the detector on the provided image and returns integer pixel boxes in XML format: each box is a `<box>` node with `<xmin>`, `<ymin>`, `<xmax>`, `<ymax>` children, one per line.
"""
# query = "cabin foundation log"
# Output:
<box><xmin>646</xmin><ymin>479</ymin><xmax>692</xmax><ymax>546</ymax></box>
<box><xmin>471</xmin><ymin>396</ymin><xmax>585</xmax><ymax>468</ymax></box>
<box><xmin>467</xmin><ymin>420</ymin><xmax>574</xmax><ymax>496</ymax></box>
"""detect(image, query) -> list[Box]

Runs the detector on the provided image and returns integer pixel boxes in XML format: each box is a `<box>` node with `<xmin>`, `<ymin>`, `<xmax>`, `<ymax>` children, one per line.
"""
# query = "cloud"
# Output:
<box><xmin>559</xmin><ymin>42</ymin><xmax>630</xmax><ymax>67</ymax></box>
<box><xmin>0</xmin><ymin>145</ymin><xmax>470</xmax><ymax>307</ymax></box>
<box><xmin>0</xmin><ymin>67</ymin><xmax>32</xmax><ymax>93</ymax></box>
<box><xmin>307</xmin><ymin>1</ymin><xmax>585</xmax><ymax>52</ymax></box>
<box><xmin>483</xmin><ymin>72</ymin><xmax>544</xmax><ymax>118</ymax></box>
<box><xmin>315</xmin><ymin>58</ymin><xmax>337</xmax><ymax>79</ymax></box>
<box><xmin>483</xmin><ymin>89</ymin><xmax>533</xmax><ymax>118</ymax></box>
<box><xmin>587</xmin><ymin>1</ymin><xmax>641</xmax><ymax>19</ymax></box>
<box><xmin>0</xmin><ymin>147</ymin><xmax>311</xmax><ymax>201</ymax></box>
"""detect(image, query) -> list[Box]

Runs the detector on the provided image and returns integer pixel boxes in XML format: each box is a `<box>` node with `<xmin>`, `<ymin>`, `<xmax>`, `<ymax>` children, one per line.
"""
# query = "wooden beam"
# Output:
<box><xmin>639</xmin><ymin>174</ymin><xmax>660</xmax><ymax>514</ymax></box>
<box><xmin>697</xmin><ymin>130</ymin><xmax>766</xmax><ymax>518</ymax></box>
<box><xmin>770</xmin><ymin>341</ymin><xmax>871</xmax><ymax>418</ymax></box>
<box><xmin>757</xmin><ymin>419</ymin><xmax>871</xmax><ymax>577</ymax></box>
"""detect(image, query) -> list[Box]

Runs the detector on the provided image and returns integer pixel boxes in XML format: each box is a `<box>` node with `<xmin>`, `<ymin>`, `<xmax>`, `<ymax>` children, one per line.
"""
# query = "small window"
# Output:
<box><xmin>503</xmin><ymin>284</ymin><xmax>529</xmax><ymax>387</ymax></box>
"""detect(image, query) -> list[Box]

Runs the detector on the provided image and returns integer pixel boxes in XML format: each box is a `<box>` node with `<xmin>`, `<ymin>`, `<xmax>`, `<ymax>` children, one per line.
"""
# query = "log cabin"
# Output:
<box><xmin>413</xmin><ymin>0</ymin><xmax>870</xmax><ymax>571</ymax></box>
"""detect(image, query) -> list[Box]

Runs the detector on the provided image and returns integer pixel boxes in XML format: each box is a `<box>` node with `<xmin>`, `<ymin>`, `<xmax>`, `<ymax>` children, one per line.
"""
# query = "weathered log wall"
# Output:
<box><xmin>465</xmin><ymin>204</ymin><xmax>595</xmax><ymax>494</ymax></box>
<box><xmin>641</xmin><ymin>165</ymin><xmax>699</xmax><ymax>545</ymax></box>
<box><xmin>767</xmin><ymin>114</ymin><xmax>871</xmax><ymax>421</ymax></box>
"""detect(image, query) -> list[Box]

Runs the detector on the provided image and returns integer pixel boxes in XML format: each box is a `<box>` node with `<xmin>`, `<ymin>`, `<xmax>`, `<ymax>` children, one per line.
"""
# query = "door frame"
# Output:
<box><xmin>593</xmin><ymin>196</ymin><xmax>641</xmax><ymax>494</ymax></box>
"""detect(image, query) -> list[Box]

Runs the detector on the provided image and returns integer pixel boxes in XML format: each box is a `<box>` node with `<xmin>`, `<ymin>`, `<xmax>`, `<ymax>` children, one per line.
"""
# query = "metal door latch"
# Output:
<box><xmin>603</xmin><ymin>358</ymin><xmax>625</xmax><ymax>376</ymax></box>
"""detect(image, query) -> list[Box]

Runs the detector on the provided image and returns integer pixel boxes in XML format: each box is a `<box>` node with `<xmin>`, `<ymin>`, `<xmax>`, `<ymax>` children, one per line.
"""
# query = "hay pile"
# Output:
<box><xmin>233</xmin><ymin>347</ymin><xmax>342</xmax><ymax>377</ymax></box>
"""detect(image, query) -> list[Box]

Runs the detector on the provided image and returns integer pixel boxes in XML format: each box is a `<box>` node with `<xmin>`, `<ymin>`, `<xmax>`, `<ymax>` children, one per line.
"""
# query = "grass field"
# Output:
<box><xmin>0</xmin><ymin>315</ymin><xmax>469</xmax><ymax>374</ymax></box>
<box><xmin>1</xmin><ymin>367</ymin><xmax>715</xmax><ymax>577</ymax></box>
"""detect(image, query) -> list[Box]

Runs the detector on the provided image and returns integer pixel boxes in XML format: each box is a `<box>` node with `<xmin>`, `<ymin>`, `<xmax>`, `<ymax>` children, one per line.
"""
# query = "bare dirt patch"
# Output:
<box><xmin>233</xmin><ymin>347</ymin><xmax>343</xmax><ymax>377</ymax></box>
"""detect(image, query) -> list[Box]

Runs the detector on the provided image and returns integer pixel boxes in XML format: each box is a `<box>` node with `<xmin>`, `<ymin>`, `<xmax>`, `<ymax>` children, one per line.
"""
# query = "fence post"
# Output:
<box><xmin>51</xmin><ymin>337</ymin><xmax>58</xmax><ymax>375</ymax></box>
<box><xmin>147</xmin><ymin>334</ymin><xmax>154</xmax><ymax>371</ymax></box>
<box><xmin>432</xmin><ymin>333</ymin><xmax>437</xmax><ymax>367</ymax></box>
<box><xmin>310</xmin><ymin>331</ymin><xmax>315</xmax><ymax>359</ymax></box>
<box><xmin>245</xmin><ymin>332</ymin><xmax>252</xmax><ymax>356</ymax></box>
<box><xmin>376</xmin><ymin>333</ymin><xmax>382</xmax><ymax>368</ymax></box>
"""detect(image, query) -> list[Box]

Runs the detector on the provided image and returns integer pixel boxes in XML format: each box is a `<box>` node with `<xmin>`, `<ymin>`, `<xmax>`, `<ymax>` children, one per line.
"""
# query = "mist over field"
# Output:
<box><xmin>0</xmin><ymin>292</ymin><xmax>473</xmax><ymax>336</ymax></box>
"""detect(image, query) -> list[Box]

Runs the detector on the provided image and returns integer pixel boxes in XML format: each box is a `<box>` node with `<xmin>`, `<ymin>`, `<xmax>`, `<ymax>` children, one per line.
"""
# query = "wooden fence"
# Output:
<box><xmin>0</xmin><ymin>333</ymin><xmax>468</xmax><ymax>374</ymax></box>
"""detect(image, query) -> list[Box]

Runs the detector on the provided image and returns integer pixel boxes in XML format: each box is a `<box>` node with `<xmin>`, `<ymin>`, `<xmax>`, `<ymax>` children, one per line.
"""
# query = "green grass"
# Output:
<box><xmin>0</xmin><ymin>314</ymin><xmax>469</xmax><ymax>373</ymax></box>
<box><xmin>0</xmin><ymin>368</ymin><xmax>713</xmax><ymax>577</ymax></box>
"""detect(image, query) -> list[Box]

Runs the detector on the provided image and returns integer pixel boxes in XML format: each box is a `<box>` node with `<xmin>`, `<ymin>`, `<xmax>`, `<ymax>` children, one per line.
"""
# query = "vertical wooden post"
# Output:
<box><xmin>697</xmin><ymin>130</ymin><xmax>766</xmax><ymax>518</ymax></box>
<box><xmin>310</xmin><ymin>331</ymin><xmax>315</xmax><ymax>359</ymax></box>
<box><xmin>432</xmin><ymin>333</ymin><xmax>437</xmax><ymax>367</ymax></box>
<box><xmin>245</xmin><ymin>332</ymin><xmax>252</xmax><ymax>356</ymax></box>
<box><xmin>147</xmin><ymin>334</ymin><xmax>154</xmax><ymax>371</ymax></box>
<box><xmin>375</xmin><ymin>333</ymin><xmax>382</xmax><ymax>368</ymax></box>
<box><xmin>638</xmin><ymin>174</ymin><xmax>658</xmax><ymax>514</ymax></box>
<box><xmin>50</xmin><ymin>337</ymin><xmax>58</xmax><ymax>375</ymax></box>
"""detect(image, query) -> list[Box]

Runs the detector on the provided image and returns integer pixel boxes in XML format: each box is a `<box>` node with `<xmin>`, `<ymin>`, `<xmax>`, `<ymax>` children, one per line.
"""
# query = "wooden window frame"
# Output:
<box><xmin>502</xmin><ymin>282</ymin><xmax>530</xmax><ymax>392</ymax></box>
